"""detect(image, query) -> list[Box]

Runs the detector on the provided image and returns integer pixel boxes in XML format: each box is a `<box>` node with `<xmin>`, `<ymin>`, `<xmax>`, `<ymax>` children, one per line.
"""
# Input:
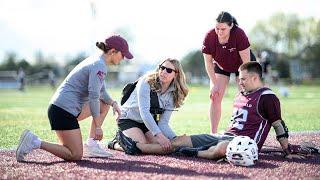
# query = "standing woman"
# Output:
<box><xmin>202</xmin><ymin>11</ymin><xmax>252</xmax><ymax>134</ymax></box>
<box><xmin>16</xmin><ymin>35</ymin><xmax>133</xmax><ymax>161</ymax></box>
<box><xmin>112</xmin><ymin>58</ymin><xmax>188</xmax><ymax>153</ymax></box>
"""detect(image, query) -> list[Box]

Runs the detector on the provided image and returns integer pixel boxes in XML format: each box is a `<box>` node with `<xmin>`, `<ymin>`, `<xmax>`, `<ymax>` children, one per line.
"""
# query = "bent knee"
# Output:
<box><xmin>71</xmin><ymin>153</ymin><xmax>83</xmax><ymax>160</ymax></box>
<box><xmin>65</xmin><ymin>151</ymin><xmax>83</xmax><ymax>161</ymax></box>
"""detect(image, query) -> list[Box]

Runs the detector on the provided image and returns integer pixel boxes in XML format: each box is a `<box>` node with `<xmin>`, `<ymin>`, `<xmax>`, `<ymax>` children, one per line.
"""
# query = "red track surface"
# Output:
<box><xmin>1</xmin><ymin>132</ymin><xmax>319</xmax><ymax>179</ymax></box>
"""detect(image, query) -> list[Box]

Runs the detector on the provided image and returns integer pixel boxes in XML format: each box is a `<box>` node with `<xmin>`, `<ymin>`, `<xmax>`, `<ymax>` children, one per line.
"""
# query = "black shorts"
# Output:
<box><xmin>214</xmin><ymin>64</ymin><xmax>239</xmax><ymax>77</ymax></box>
<box><xmin>47</xmin><ymin>104</ymin><xmax>80</xmax><ymax>130</ymax></box>
<box><xmin>117</xmin><ymin>119</ymin><xmax>149</xmax><ymax>133</ymax></box>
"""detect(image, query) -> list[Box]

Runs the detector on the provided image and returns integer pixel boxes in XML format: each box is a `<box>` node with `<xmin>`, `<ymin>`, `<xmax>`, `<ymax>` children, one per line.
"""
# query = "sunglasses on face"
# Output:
<box><xmin>159</xmin><ymin>65</ymin><xmax>177</xmax><ymax>74</ymax></box>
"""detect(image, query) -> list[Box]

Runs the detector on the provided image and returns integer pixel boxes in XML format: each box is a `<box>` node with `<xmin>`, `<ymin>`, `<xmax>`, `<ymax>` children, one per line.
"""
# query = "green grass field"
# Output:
<box><xmin>1</xmin><ymin>84</ymin><xmax>319</xmax><ymax>149</ymax></box>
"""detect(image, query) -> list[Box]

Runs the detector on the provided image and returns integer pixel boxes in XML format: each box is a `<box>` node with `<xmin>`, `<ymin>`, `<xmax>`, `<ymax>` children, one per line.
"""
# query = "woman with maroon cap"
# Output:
<box><xmin>16</xmin><ymin>35</ymin><xmax>133</xmax><ymax>161</ymax></box>
<box><xmin>202</xmin><ymin>11</ymin><xmax>252</xmax><ymax>134</ymax></box>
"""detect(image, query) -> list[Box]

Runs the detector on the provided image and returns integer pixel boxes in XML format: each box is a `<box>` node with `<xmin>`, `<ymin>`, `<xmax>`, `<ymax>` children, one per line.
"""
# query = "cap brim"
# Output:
<box><xmin>124</xmin><ymin>51</ymin><xmax>133</xmax><ymax>59</ymax></box>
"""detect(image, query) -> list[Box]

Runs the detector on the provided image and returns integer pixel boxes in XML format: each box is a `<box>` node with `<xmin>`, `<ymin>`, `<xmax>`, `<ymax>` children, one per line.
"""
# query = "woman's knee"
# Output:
<box><xmin>123</xmin><ymin>128</ymin><xmax>148</xmax><ymax>144</ymax></box>
<box><xmin>70</xmin><ymin>152</ymin><xmax>83</xmax><ymax>161</ymax></box>
<box><xmin>66</xmin><ymin>150</ymin><xmax>83</xmax><ymax>161</ymax></box>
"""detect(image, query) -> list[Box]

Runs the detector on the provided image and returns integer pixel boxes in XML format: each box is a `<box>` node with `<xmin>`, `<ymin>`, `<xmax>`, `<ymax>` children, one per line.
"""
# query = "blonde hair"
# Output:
<box><xmin>146</xmin><ymin>58</ymin><xmax>189</xmax><ymax>108</ymax></box>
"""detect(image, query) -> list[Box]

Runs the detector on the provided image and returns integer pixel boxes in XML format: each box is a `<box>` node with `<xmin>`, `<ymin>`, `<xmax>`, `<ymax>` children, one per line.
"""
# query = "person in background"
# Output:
<box><xmin>16</xmin><ymin>35</ymin><xmax>133</xmax><ymax>161</ymax></box>
<box><xmin>48</xmin><ymin>70</ymin><xmax>56</xmax><ymax>89</ymax></box>
<box><xmin>17</xmin><ymin>67</ymin><xmax>26</xmax><ymax>91</ymax></box>
<box><xmin>202</xmin><ymin>11</ymin><xmax>253</xmax><ymax>134</ymax></box>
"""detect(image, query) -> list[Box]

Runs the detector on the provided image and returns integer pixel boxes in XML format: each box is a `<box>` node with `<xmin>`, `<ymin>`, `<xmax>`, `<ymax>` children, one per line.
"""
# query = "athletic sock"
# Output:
<box><xmin>33</xmin><ymin>137</ymin><xmax>41</xmax><ymax>149</ymax></box>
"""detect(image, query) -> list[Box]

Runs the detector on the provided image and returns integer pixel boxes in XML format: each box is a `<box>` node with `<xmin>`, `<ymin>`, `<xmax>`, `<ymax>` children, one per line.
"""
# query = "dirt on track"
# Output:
<box><xmin>1</xmin><ymin>132</ymin><xmax>320</xmax><ymax>180</ymax></box>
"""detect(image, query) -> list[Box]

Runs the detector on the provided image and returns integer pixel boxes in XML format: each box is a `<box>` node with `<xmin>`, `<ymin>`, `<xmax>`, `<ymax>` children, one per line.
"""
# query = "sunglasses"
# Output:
<box><xmin>159</xmin><ymin>65</ymin><xmax>177</xmax><ymax>74</ymax></box>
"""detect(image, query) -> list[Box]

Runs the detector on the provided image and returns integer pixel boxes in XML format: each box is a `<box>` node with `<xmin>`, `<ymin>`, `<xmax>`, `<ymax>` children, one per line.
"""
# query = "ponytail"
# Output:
<box><xmin>96</xmin><ymin>42</ymin><xmax>112</xmax><ymax>53</ymax></box>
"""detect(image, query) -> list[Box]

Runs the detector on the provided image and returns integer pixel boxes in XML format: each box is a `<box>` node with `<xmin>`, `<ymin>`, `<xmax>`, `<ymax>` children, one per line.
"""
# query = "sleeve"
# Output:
<box><xmin>202</xmin><ymin>29</ymin><xmax>215</xmax><ymax>55</ymax></box>
<box><xmin>258</xmin><ymin>94</ymin><xmax>282</xmax><ymax>124</ymax></box>
<box><xmin>158</xmin><ymin>98</ymin><xmax>176</xmax><ymax>139</ymax></box>
<box><xmin>235</xmin><ymin>27</ymin><xmax>250</xmax><ymax>51</ymax></box>
<box><xmin>136</xmin><ymin>79</ymin><xmax>161</xmax><ymax>136</ymax></box>
<box><xmin>100</xmin><ymin>82</ymin><xmax>112</xmax><ymax>104</ymax></box>
<box><xmin>88</xmin><ymin>65</ymin><xmax>105</xmax><ymax>118</ymax></box>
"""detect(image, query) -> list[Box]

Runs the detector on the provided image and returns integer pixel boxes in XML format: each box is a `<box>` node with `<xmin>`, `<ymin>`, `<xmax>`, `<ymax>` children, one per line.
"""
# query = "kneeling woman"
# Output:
<box><xmin>111</xmin><ymin>58</ymin><xmax>188</xmax><ymax>153</ymax></box>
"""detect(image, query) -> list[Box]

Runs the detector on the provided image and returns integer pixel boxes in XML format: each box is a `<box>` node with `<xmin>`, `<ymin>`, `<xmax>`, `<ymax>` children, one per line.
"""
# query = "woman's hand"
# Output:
<box><xmin>94</xmin><ymin>127</ymin><xmax>103</xmax><ymax>141</ymax></box>
<box><xmin>155</xmin><ymin>133</ymin><xmax>172</xmax><ymax>152</ymax></box>
<box><xmin>111</xmin><ymin>101</ymin><xmax>121</xmax><ymax>121</ymax></box>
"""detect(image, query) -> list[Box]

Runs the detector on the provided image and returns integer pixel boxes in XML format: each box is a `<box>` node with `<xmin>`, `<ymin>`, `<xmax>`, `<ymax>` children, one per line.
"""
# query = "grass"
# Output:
<box><xmin>0</xmin><ymin>84</ymin><xmax>320</xmax><ymax>149</ymax></box>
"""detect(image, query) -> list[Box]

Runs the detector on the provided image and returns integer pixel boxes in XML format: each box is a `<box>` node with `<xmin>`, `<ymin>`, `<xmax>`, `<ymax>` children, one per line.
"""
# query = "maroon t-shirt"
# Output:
<box><xmin>226</xmin><ymin>87</ymin><xmax>281</xmax><ymax>150</ymax></box>
<box><xmin>202</xmin><ymin>26</ymin><xmax>250</xmax><ymax>72</ymax></box>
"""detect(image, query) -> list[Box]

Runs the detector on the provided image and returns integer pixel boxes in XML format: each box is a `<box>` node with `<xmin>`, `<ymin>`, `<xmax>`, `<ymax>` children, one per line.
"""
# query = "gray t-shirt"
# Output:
<box><xmin>50</xmin><ymin>55</ymin><xmax>111</xmax><ymax>118</ymax></box>
<box><xmin>120</xmin><ymin>76</ymin><xmax>176</xmax><ymax>139</ymax></box>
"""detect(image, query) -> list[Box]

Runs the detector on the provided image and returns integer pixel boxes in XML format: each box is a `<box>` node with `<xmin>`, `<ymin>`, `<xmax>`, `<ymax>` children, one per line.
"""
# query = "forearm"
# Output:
<box><xmin>239</xmin><ymin>48</ymin><xmax>250</xmax><ymax>63</ymax></box>
<box><xmin>203</xmin><ymin>54</ymin><xmax>216</xmax><ymax>84</ymax></box>
<box><xmin>278</xmin><ymin>137</ymin><xmax>291</xmax><ymax>155</ymax></box>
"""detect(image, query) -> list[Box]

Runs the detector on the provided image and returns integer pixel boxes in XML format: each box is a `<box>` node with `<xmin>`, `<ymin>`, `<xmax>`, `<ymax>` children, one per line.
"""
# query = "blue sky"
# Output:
<box><xmin>0</xmin><ymin>0</ymin><xmax>319</xmax><ymax>64</ymax></box>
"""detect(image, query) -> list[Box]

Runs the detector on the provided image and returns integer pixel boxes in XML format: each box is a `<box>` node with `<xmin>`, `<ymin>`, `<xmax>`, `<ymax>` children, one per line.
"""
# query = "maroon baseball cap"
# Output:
<box><xmin>105</xmin><ymin>35</ymin><xmax>134</xmax><ymax>59</ymax></box>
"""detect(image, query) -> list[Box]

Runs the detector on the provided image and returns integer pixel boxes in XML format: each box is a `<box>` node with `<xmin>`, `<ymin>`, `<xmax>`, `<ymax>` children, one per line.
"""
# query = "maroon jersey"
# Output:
<box><xmin>227</xmin><ymin>87</ymin><xmax>280</xmax><ymax>150</ymax></box>
<box><xmin>202</xmin><ymin>26</ymin><xmax>250</xmax><ymax>72</ymax></box>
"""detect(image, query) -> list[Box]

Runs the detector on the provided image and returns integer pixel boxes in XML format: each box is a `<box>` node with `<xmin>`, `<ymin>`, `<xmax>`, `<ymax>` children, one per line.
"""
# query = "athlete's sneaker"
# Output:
<box><xmin>300</xmin><ymin>142</ymin><xmax>320</xmax><ymax>154</ymax></box>
<box><xmin>177</xmin><ymin>147</ymin><xmax>199</xmax><ymax>157</ymax></box>
<box><xmin>83</xmin><ymin>142</ymin><xmax>113</xmax><ymax>158</ymax></box>
<box><xmin>117</xmin><ymin>130</ymin><xmax>141</xmax><ymax>155</ymax></box>
<box><xmin>16</xmin><ymin>129</ymin><xmax>39</xmax><ymax>162</ymax></box>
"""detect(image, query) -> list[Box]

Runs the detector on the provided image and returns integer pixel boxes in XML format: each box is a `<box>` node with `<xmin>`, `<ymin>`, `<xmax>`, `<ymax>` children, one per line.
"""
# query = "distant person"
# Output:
<box><xmin>258</xmin><ymin>51</ymin><xmax>272</xmax><ymax>85</ymax></box>
<box><xmin>202</xmin><ymin>11</ymin><xmax>254</xmax><ymax>134</ymax></box>
<box><xmin>116</xmin><ymin>62</ymin><xmax>318</xmax><ymax>160</ymax></box>
<box><xmin>17</xmin><ymin>67</ymin><xmax>25</xmax><ymax>91</ymax></box>
<box><xmin>48</xmin><ymin>70</ymin><xmax>56</xmax><ymax>89</ymax></box>
<box><xmin>108</xmin><ymin>58</ymin><xmax>189</xmax><ymax>154</ymax></box>
<box><xmin>16</xmin><ymin>35</ymin><xmax>134</xmax><ymax>161</ymax></box>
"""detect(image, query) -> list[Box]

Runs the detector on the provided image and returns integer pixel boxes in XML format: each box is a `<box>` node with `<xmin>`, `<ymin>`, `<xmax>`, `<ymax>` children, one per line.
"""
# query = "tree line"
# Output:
<box><xmin>1</xmin><ymin>12</ymin><xmax>319</xmax><ymax>82</ymax></box>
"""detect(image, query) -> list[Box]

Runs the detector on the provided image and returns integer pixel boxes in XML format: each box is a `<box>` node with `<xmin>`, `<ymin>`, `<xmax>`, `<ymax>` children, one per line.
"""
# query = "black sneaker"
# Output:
<box><xmin>300</xmin><ymin>142</ymin><xmax>320</xmax><ymax>154</ymax></box>
<box><xmin>178</xmin><ymin>147</ymin><xmax>199</xmax><ymax>157</ymax></box>
<box><xmin>117</xmin><ymin>130</ymin><xmax>142</xmax><ymax>155</ymax></box>
<box><xmin>107</xmin><ymin>134</ymin><xmax>118</xmax><ymax>150</ymax></box>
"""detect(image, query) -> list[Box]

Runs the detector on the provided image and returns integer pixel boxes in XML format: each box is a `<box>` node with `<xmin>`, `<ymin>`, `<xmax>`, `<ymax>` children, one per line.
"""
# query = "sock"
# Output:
<box><xmin>87</xmin><ymin>138</ymin><xmax>98</xmax><ymax>146</ymax></box>
<box><xmin>33</xmin><ymin>137</ymin><xmax>41</xmax><ymax>149</ymax></box>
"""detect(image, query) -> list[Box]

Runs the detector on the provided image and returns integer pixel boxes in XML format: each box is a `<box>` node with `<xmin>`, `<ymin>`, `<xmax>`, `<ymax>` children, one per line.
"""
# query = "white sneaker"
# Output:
<box><xmin>16</xmin><ymin>129</ymin><xmax>39</xmax><ymax>162</ymax></box>
<box><xmin>83</xmin><ymin>142</ymin><xmax>113</xmax><ymax>158</ymax></box>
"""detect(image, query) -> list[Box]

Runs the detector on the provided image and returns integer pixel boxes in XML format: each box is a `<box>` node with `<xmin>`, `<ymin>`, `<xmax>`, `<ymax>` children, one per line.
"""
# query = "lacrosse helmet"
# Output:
<box><xmin>226</xmin><ymin>136</ymin><xmax>258</xmax><ymax>166</ymax></box>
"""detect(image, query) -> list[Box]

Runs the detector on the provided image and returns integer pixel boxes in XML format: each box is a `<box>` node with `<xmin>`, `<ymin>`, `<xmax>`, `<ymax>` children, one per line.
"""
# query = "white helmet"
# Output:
<box><xmin>226</xmin><ymin>136</ymin><xmax>259</xmax><ymax>166</ymax></box>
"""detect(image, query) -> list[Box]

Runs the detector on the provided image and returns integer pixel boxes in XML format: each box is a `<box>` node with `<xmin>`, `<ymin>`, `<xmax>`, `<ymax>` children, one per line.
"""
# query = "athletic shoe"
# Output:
<box><xmin>177</xmin><ymin>147</ymin><xmax>199</xmax><ymax>157</ymax></box>
<box><xmin>83</xmin><ymin>142</ymin><xmax>113</xmax><ymax>158</ymax></box>
<box><xmin>107</xmin><ymin>134</ymin><xmax>119</xmax><ymax>150</ymax></box>
<box><xmin>117</xmin><ymin>130</ymin><xmax>141</xmax><ymax>155</ymax></box>
<box><xmin>16</xmin><ymin>129</ymin><xmax>39</xmax><ymax>162</ymax></box>
<box><xmin>300</xmin><ymin>142</ymin><xmax>320</xmax><ymax>154</ymax></box>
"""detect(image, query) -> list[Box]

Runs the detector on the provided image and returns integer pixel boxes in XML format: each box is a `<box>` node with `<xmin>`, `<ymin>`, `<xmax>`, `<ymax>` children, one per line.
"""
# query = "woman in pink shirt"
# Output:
<box><xmin>202</xmin><ymin>11</ymin><xmax>252</xmax><ymax>134</ymax></box>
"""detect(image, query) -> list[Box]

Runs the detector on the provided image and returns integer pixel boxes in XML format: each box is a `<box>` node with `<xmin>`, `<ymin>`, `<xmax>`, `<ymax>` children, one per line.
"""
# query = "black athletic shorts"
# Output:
<box><xmin>214</xmin><ymin>64</ymin><xmax>239</xmax><ymax>77</ymax></box>
<box><xmin>117</xmin><ymin>119</ymin><xmax>149</xmax><ymax>133</ymax></box>
<box><xmin>47</xmin><ymin>104</ymin><xmax>80</xmax><ymax>130</ymax></box>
